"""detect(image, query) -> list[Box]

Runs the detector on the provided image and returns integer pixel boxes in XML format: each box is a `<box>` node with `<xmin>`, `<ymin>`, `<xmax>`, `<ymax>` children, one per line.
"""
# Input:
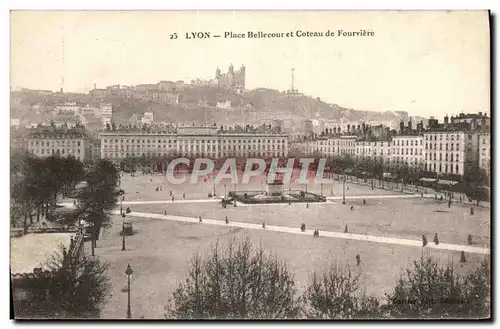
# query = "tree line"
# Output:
<box><xmin>11</xmin><ymin>151</ymin><xmax>85</xmax><ymax>229</ymax></box>
<box><xmin>11</xmin><ymin>151</ymin><xmax>119</xmax><ymax>318</ymax></box>
<box><xmin>10</xmin><ymin>151</ymin><xmax>120</xmax><ymax>233</ymax></box>
<box><xmin>165</xmin><ymin>238</ymin><xmax>490</xmax><ymax>319</ymax></box>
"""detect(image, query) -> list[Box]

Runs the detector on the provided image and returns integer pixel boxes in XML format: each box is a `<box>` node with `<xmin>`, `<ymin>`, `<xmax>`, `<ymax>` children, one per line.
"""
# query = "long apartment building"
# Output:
<box><xmin>99</xmin><ymin>126</ymin><xmax>288</xmax><ymax>160</ymax></box>
<box><xmin>25</xmin><ymin>128</ymin><xmax>89</xmax><ymax>161</ymax></box>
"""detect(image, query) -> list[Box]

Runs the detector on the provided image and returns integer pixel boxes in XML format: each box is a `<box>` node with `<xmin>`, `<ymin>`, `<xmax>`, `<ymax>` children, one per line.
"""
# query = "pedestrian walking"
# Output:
<box><xmin>422</xmin><ymin>234</ymin><xmax>428</xmax><ymax>247</ymax></box>
<box><xmin>433</xmin><ymin>233</ymin><xmax>439</xmax><ymax>245</ymax></box>
<box><xmin>356</xmin><ymin>253</ymin><xmax>361</xmax><ymax>266</ymax></box>
<box><xmin>199</xmin><ymin>216</ymin><xmax>202</xmax><ymax>223</ymax></box>
<box><xmin>225</xmin><ymin>216</ymin><xmax>229</xmax><ymax>224</ymax></box>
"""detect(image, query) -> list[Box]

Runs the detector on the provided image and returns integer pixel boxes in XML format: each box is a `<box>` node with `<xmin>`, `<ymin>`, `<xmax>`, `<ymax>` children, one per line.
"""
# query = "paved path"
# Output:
<box><xmin>326</xmin><ymin>194</ymin><xmax>434</xmax><ymax>201</ymax></box>
<box><xmin>114</xmin><ymin>210</ymin><xmax>489</xmax><ymax>256</ymax></box>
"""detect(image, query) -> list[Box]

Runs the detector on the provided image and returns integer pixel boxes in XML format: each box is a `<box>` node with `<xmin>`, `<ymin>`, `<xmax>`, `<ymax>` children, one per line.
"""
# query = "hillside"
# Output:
<box><xmin>10</xmin><ymin>87</ymin><xmax>414</xmax><ymax>126</ymax></box>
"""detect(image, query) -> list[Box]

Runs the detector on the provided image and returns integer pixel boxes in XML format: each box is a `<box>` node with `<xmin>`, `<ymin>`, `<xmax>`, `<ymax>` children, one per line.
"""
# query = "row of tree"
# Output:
<box><xmin>11</xmin><ymin>152</ymin><xmax>119</xmax><ymax>318</ymax></box>
<box><xmin>10</xmin><ymin>151</ymin><xmax>85</xmax><ymax>229</ymax></box>
<box><xmin>166</xmin><ymin>238</ymin><xmax>490</xmax><ymax>319</ymax></box>
<box><xmin>325</xmin><ymin>154</ymin><xmax>489</xmax><ymax>201</ymax></box>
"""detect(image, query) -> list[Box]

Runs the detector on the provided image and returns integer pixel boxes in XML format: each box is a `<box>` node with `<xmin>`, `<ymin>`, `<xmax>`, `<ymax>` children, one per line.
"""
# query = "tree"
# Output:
<box><xmin>301</xmin><ymin>263</ymin><xmax>380</xmax><ymax>319</ymax></box>
<box><xmin>384</xmin><ymin>257</ymin><xmax>490</xmax><ymax>319</ymax></box>
<box><xmin>13</xmin><ymin>246</ymin><xmax>111</xmax><ymax>319</ymax></box>
<box><xmin>77</xmin><ymin>159</ymin><xmax>119</xmax><ymax>246</ymax></box>
<box><xmin>463</xmin><ymin>164</ymin><xmax>489</xmax><ymax>203</ymax></box>
<box><xmin>165</xmin><ymin>238</ymin><xmax>301</xmax><ymax>319</ymax></box>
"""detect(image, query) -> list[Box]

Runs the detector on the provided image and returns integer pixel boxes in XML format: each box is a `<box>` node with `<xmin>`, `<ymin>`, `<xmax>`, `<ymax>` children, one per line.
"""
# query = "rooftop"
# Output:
<box><xmin>10</xmin><ymin>232</ymin><xmax>73</xmax><ymax>275</ymax></box>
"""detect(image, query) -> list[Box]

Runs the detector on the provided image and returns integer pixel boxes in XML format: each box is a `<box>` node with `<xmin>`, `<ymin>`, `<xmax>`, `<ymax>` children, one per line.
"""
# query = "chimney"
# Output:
<box><xmin>347</xmin><ymin>124</ymin><xmax>350</xmax><ymax>134</ymax></box>
<box><xmin>399</xmin><ymin>120</ymin><xmax>404</xmax><ymax>133</ymax></box>
<box><xmin>408</xmin><ymin>119</ymin><xmax>412</xmax><ymax>131</ymax></box>
<box><xmin>444</xmin><ymin>115</ymin><xmax>449</xmax><ymax>125</ymax></box>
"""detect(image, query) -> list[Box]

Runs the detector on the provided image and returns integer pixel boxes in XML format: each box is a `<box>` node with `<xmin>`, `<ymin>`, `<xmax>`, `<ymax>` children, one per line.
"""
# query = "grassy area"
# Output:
<box><xmin>92</xmin><ymin>214</ymin><xmax>485</xmax><ymax>319</ymax></box>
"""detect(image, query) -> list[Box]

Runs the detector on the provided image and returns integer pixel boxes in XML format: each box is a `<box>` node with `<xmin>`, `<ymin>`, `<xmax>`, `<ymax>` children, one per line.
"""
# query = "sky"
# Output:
<box><xmin>10</xmin><ymin>10</ymin><xmax>490</xmax><ymax>118</ymax></box>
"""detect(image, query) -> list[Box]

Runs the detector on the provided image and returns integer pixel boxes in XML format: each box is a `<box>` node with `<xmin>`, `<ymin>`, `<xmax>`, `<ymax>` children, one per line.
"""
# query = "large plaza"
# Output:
<box><xmin>77</xmin><ymin>172</ymin><xmax>490</xmax><ymax>319</ymax></box>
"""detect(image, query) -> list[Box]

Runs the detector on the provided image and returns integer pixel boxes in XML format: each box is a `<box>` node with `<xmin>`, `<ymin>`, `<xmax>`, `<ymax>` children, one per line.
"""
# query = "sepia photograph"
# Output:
<box><xmin>9</xmin><ymin>10</ymin><xmax>491</xmax><ymax>320</ymax></box>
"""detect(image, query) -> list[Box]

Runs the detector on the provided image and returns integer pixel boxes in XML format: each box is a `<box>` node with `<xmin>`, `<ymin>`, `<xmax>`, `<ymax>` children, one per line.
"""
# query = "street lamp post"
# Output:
<box><xmin>289</xmin><ymin>187</ymin><xmax>291</xmax><ymax>205</ymax></box>
<box><xmin>121</xmin><ymin>195</ymin><xmax>126</xmax><ymax>251</ymax></box>
<box><xmin>224</xmin><ymin>184</ymin><xmax>227</xmax><ymax>198</ymax></box>
<box><xmin>321</xmin><ymin>183</ymin><xmax>323</xmax><ymax>197</ymax></box>
<box><xmin>342</xmin><ymin>176</ymin><xmax>346</xmax><ymax>204</ymax></box>
<box><xmin>125</xmin><ymin>264</ymin><xmax>133</xmax><ymax>319</ymax></box>
<box><xmin>121</xmin><ymin>213</ymin><xmax>126</xmax><ymax>251</ymax></box>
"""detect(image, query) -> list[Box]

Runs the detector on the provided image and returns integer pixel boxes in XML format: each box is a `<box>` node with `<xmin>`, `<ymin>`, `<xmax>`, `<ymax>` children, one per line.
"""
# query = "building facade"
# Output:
<box><xmin>309</xmin><ymin>136</ymin><xmax>357</xmax><ymax>158</ymax></box>
<box><xmin>479</xmin><ymin>132</ymin><xmax>490</xmax><ymax>174</ymax></box>
<box><xmin>355</xmin><ymin>139</ymin><xmax>392</xmax><ymax>164</ymax></box>
<box><xmin>423</xmin><ymin>130</ymin><xmax>478</xmax><ymax>176</ymax></box>
<box><xmin>99</xmin><ymin>126</ymin><xmax>288</xmax><ymax>161</ymax></box>
<box><xmin>391</xmin><ymin>135</ymin><xmax>424</xmax><ymax>167</ymax></box>
<box><xmin>26</xmin><ymin>129</ymin><xmax>89</xmax><ymax>161</ymax></box>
